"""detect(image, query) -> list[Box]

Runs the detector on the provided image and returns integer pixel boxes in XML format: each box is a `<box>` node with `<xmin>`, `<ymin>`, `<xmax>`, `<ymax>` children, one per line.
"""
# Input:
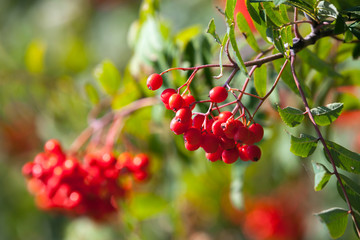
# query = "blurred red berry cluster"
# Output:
<box><xmin>22</xmin><ymin>139</ymin><xmax>150</xmax><ymax>220</ymax></box>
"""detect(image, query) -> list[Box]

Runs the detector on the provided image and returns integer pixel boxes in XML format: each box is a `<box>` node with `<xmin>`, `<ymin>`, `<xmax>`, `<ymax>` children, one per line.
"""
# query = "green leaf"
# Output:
<box><xmin>129</xmin><ymin>193</ymin><xmax>168</xmax><ymax>220</ymax></box>
<box><xmin>206</xmin><ymin>18</ymin><xmax>221</xmax><ymax>45</ymax></box>
<box><xmin>279</xmin><ymin>4</ymin><xmax>290</xmax><ymax>22</ymax></box>
<box><xmin>228</xmin><ymin>24</ymin><xmax>248</xmax><ymax>75</ymax></box>
<box><xmin>349</xmin><ymin>21</ymin><xmax>360</xmax><ymax>40</ymax></box>
<box><xmin>325</xmin><ymin>140</ymin><xmax>360</xmax><ymax>175</ymax></box>
<box><xmin>312</xmin><ymin>161</ymin><xmax>332</xmax><ymax>191</ymax></box>
<box><xmin>247</xmin><ymin>0</ymin><xmax>263</xmax><ymax>25</ymax></box>
<box><xmin>290</xmin><ymin>133</ymin><xmax>318</xmax><ymax>157</ymax></box>
<box><xmin>280</xmin><ymin>25</ymin><xmax>293</xmax><ymax>49</ymax></box>
<box><xmin>334</xmin><ymin>15</ymin><xmax>347</xmax><ymax>35</ymax></box>
<box><xmin>93</xmin><ymin>60</ymin><xmax>121</xmax><ymax>96</ymax></box>
<box><xmin>277</xmin><ymin>106</ymin><xmax>305</xmax><ymax>127</ymax></box>
<box><xmin>316</xmin><ymin>1</ymin><xmax>338</xmax><ymax>21</ymax></box>
<box><xmin>337</xmin><ymin>174</ymin><xmax>360</xmax><ymax>214</ymax></box>
<box><xmin>341</xmin><ymin>6</ymin><xmax>360</xmax><ymax>21</ymax></box>
<box><xmin>316</xmin><ymin>208</ymin><xmax>349</xmax><ymax>239</ymax></box>
<box><xmin>310</xmin><ymin>103</ymin><xmax>344</xmax><ymax>126</ymax></box>
<box><xmin>263</xmin><ymin>2</ymin><xmax>287</xmax><ymax>27</ymax></box>
<box><xmin>345</xmin><ymin>29</ymin><xmax>354</xmax><ymax>42</ymax></box>
<box><xmin>254</xmin><ymin>64</ymin><xmax>267</xmax><ymax>97</ymax></box>
<box><xmin>272</xmin><ymin>28</ymin><xmax>285</xmax><ymax>54</ymax></box>
<box><xmin>175</xmin><ymin>25</ymin><xmax>201</xmax><ymax>48</ymax></box>
<box><xmin>352</xmin><ymin>43</ymin><xmax>360</xmax><ymax>59</ymax></box>
<box><xmin>225</xmin><ymin>0</ymin><xmax>236</xmax><ymax>23</ymax></box>
<box><xmin>297</xmin><ymin>48</ymin><xmax>342</xmax><ymax>78</ymax></box>
<box><xmin>237</xmin><ymin>12</ymin><xmax>260</xmax><ymax>52</ymax></box>
<box><xmin>84</xmin><ymin>83</ymin><xmax>100</xmax><ymax>105</ymax></box>
<box><xmin>284</xmin><ymin>0</ymin><xmax>317</xmax><ymax>21</ymax></box>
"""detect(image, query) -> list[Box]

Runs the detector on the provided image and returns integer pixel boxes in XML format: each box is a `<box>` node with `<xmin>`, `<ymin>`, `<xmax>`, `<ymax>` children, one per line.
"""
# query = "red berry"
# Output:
<box><xmin>132</xmin><ymin>153</ymin><xmax>149</xmax><ymax>170</ymax></box>
<box><xmin>220</xmin><ymin>136</ymin><xmax>236</xmax><ymax>150</ymax></box>
<box><xmin>222</xmin><ymin>148</ymin><xmax>239</xmax><ymax>164</ymax></box>
<box><xmin>238</xmin><ymin>145</ymin><xmax>250</xmax><ymax>161</ymax></box>
<box><xmin>218</xmin><ymin>111</ymin><xmax>233</xmax><ymax>122</ymax></box>
<box><xmin>168</xmin><ymin>94</ymin><xmax>184</xmax><ymax>111</ymax></box>
<box><xmin>246</xmin><ymin>145</ymin><xmax>261</xmax><ymax>161</ymax></box>
<box><xmin>133</xmin><ymin>171</ymin><xmax>149</xmax><ymax>182</ymax></box>
<box><xmin>206</xmin><ymin>146</ymin><xmax>223</xmax><ymax>162</ymax></box>
<box><xmin>22</xmin><ymin>162</ymin><xmax>34</xmax><ymax>177</ymax></box>
<box><xmin>161</xmin><ymin>88</ymin><xmax>177</xmax><ymax>104</ymax></box>
<box><xmin>44</xmin><ymin>139</ymin><xmax>62</xmax><ymax>155</ymax></box>
<box><xmin>193</xmin><ymin>114</ymin><xmax>205</xmax><ymax>129</ymax></box>
<box><xmin>201</xmin><ymin>133</ymin><xmax>219</xmax><ymax>153</ymax></box>
<box><xmin>175</xmin><ymin>107</ymin><xmax>192</xmax><ymax>123</ymax></box>
<box><xmin>184</xmin><ymin>141</ymin><xmax>201</xmax><ymax>151</ymax></box>
<box><xmin>234</xmin><ymin>126</ymin><xmax>250</xmax><ymax>144</ymax></box>
<box><xmin>184</xmin><ymin>128</ymin><xmax>202</xmax><ymax>146</ymax></box>
<box><xmin>212</xmin><ymin>120</ymin><xmax>225</xmax><ymax>137</ymax></box>
<box><xmin>170</xmin><ymin>117</ymin><xmax>190</xmax><ymax>135</ymax></box>
<box><xmin>183</xmin><ymin>94</ymin><xmax>196</xmax><ymax>110</ymax></box>
<box><xmin>248</xmin><ymin>123</ymin><xmax>264</xmax><ymax>143</ymax></box>
<box><xmin>209</xmin><ymin>86</ymin><xmax>228</xmax><ymax>103</ymax></box>
<box><xmin>223</xmin><ymin>119</ymin><xmax>243</xmax><ymax>139</ymax></box>
<box><xmin>147</xmin><ymin>73</ymin><xmax>163</xmax><ymax>91</ymax></box>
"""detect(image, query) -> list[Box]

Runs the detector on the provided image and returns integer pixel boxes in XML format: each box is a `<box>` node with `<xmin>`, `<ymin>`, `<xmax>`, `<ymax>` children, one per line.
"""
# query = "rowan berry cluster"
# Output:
<box><xmin>22</xmin><ymin>139</ymin><xmax>150</xmax><ymax>220</ymax></box>
<box><xmin>147</xmin><ymin>73</ymin><xmax>263</xmax><ymax>164</ymax></box>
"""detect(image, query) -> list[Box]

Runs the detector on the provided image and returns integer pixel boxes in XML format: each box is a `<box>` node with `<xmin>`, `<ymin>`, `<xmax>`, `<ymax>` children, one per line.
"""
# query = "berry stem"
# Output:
<box><xmin>290</xmin><ymin>54</ymin><xmax>360</xmax><ymax>238</ymax></box>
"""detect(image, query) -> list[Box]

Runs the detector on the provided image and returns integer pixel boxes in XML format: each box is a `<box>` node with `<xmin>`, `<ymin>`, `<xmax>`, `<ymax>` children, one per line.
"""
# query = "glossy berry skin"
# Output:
<box><xmin>218</xmin><ymin>111</ymin><xmax>233</xmax><ymax>122</ymax></box>
<box><xmin>246</xmin><ymin>145</ymin><xmax>261</xmax><ymax>161</ymax></box>
<box><xmin>185</xmin><ymin>141</ymin><xmax>201</xmax><ymax>151</ymax></box>
<box><xmin>212</xmin><ymin>120</ymin><xmax>225</xmax><ymax>137</ymax></box>
<box><xmin>182</xmin><ymin>94</ymin><xmax>196</xmax><ymax>110</ymax></box>
<box><xmin>175</xmin><ymin>107</ymin><xmax>192</xmax><ymax>123</ymax></box>
<box><xmin>170</xmin><ymin>118</ymin><xmax>190</xmax><ymax>135</ymax></box>
<box><xmin>234</xmin><ymin>126</ymin><xmax>250</xmax><ymax>144</ymax></box>
<box><xmin>238</xmin><ymin>145</ymin><xmax>250</xmax><ymax>161</ymax></box>
<box><xmin>193</xmin><ymin>115</ymin><xmax>205</xmax><ymax>129</ymax></box>
<box><xmin>132</xmin><ymin>153</ymin><xmax>149</xmax><ymax>171</ymax></box>
<box><xmin>201</xmin><ymin>133</ymin><xmax>220</xmax><ymax>153</ymax></box>
<box><xmin>44</xmin><ymin>139</ymin><xmax>63</xmax><ymax>155</ymax></box>
<box><xmin>222</xmin><ymin>148</ymin><xmax>239</xmax><ymax>164</ymax></box>
<box><xmin>184</xmin><ymin>128</ymin><xmax>202</xmax><ymax>146</ymax></box>
<box><xmin>160</xmin><ymin>88</ymin><xmax>177</xmax><ymax>105</ymax></box>
<box><xmin>168</xmin><ymin>94</ymin><xmax>184</xmax><ymax>111</ymax></box>
<box><xmin>147</xmin><ymin>73</ymin><xmax>163</xmax><ymax>91</ymax></box>
<box><xmin>205</xmin><ymin>146</ymin><xmax>223</xmax><ymax>162</ymax></box>
<box><xmin>209</xmin><ymin>86</ymin><xmax>228</xmax><ymax>103</ymax></box>
<box><xmin>248</xmin><ymin>123</ymin><xmax>264</xmax><ymax>143</ymax></box>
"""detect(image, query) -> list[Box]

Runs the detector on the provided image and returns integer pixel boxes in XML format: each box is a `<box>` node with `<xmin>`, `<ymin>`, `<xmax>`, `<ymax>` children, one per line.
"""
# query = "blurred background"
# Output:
<box><xmin>0</xmin><ymin>0</ymin><xmax>359</xmax><ymax>239</ymax></box>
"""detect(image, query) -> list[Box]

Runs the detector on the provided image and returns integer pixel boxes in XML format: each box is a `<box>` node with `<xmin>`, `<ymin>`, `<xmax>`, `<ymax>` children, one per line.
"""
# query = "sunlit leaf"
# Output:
<box><xmin>316</xmin><ymin>208</ymin><xmax>349</xmax><ymax>239</ymax></box>
<box><xmin>316</xmin><ymin>1</ymin><xmax>338</xmax><ymax>21</ymax></box>
<box><xmin>254</xmin><ymin>64</ymin><xmax>267</xmax><ymax>97</ymax></box>
<box><xmin>93</xmin><ymin>60</ymin><xmax>121</xmax><ymax>96</ymax></box>
<box><xmin>310</xmin><ymin>103</ymin><xmax>344</xmax><ymax>126</ymax></box>
<box><xmin>277</xmin><ymin>106</ymin><xmax>305</xmax><ymax>127</ymax></box>
<box><xmin>263</xmin><ymin>2</ymin><xmax>287</xmax><ymax>27</ymax></box>
<box><xmin>237</xmin><ymin>12</ymin><xmax>260</xmax><ymax>52</ymax></box>
<box><xmin>290</xmin><ymin>133</ymin><xmax>318</xmax><ymax>157</ymax></box>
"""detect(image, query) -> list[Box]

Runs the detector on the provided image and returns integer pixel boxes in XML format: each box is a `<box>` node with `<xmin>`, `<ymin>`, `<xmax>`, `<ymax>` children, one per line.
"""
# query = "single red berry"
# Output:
<box><xmin>133</xmin><ymin>171</ymin><xmax>149</xmax><ymax>182</ymax></box>
<box><xmin>170</xmin><ymin>117</ymin><xmax>190</xmax><ymax>135</ymax></box>
<box><xmin>99</xmin><ymin>152</ymin><xmax>116</xmax><ymax>168</ymax></box>
<box><xmin>218</xmin><ymin>111</ymin><xmax>233</xmax><ymax>122</ymax></box>
<box><xmin>201</xmin><ymin>133</ymin><xmax>219</xmax><ymax>153</ymax></box>
<box><xmin>222</xmin><ymin>148</ymin><xmax>239</xmax><ymax>164</ymax></box>
<box><xmin>184</xmin><ymin>141</ymin><xmax>201</xmax><ymax>151</ymax></box>
<box><xmin>209</xmin><ymin>86</ymin><xmax>228</xmax><ymax>103</ymax></box>
<box><xmin>175</xmin><ymin>107</ymin><xmax>192</xmax><ymax>123</ymax></box>
<box><xmin>212</xmin><ymin>120</ymin><xmax>225</xmax><ymax>137</ymax></box>
<box><xmin>22</xmin><ymin>162</ymin><xmax>34</xmax><ymax>177</ymax></box>
<box><xmin>246</xmin><ymin>145</ymin><xmax>261</xmax><ymax>161</ymax></box>
<box><xmin>193</xmin><ymin>114</ymin><xmax>205</xmax><ymax>129</ymax></box>
<box><xmin>223</xmin><ymin>119</ymin><xmax>243</xmax><ymax>139</ymax></box>
<box><xmin>205</xmin><ymin>146</ymin><xmax>223</xmax><ymax>162</ymax></box>
<box><xmin>133</xmin><ymin>153</ymin><xmax>149</xmax><ymax>170</ymax></box>
<box><xmin>161</xmin><ymin>88</ymin><xmax>177</xmax><ymax>104</ymax></box>
<box><xmin>238</xmin><ymin>145</ymin><xmax>250</xmax><ymax>161</ymax></box>
<box><xmin>220</xmin><ymin>136</ymin><xmax>236</xmax><ymax>150</ymax></box>
<box><xmin>44</xmin><ymin>139</ymin><xmax>63</xmax><ymax>155</ymax></box>
<box><xmin>248</xmin><ymin>123</ymin><xmax>264</xmax><ymax>143</ymax></box>
<box><xmin>168</xmin><ymin>94</ymin><xmax>184</xmax><ymax>111</ymax></box>
<box><xmin>184</xmin><ymin>128</ymin><xmax>202</xmax><ymax>146</ymax></box>
<box><xmin>234</xmin><ymin>126</ymin><xmax>250</xmax><ymax>144</ymax></box>
<box><xmin>183</xmin><ymin>94</ymin><xmax>196</xmax><ymax>110</ymax></box>
<box><xmin>147</xmin><ymin>73</ymin><xmax>163</xmax><ymax>91</ymax></box>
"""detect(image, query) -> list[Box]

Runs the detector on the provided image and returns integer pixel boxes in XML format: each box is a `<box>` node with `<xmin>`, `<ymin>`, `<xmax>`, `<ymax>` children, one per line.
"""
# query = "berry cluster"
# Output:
<box><xmin>147</xmin><ymin>73</ymin><xmax>264</xmax><ymax>164</ymax></box>
<box><xmin>22</xmin><ymin>139</ymin><xmax>150</xmax><ymax>220</ymax></box>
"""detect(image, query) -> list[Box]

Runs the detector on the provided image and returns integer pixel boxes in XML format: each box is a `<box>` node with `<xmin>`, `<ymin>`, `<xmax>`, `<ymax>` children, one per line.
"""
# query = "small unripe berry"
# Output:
<box><xmin>147</xmin><ymin>73</ymin><xmax>163</xmax><ymax>90</ymax></box>
<box><xmin>209</xmin><ymin>86</ymin><xmax>228</xmax><ymax>103</ymax></box>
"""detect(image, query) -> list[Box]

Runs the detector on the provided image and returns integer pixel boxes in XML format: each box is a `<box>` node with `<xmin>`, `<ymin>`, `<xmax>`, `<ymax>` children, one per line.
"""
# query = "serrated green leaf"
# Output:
<box><xmin>312</xmin><ymin>161</ymin><xmax>332</xmax><ymax>191</ymax></box>
<box><xmin>310</xmin><ymin>103</ymin><xmax>344</xmax><ymax>126</ymax></box>
<box><xmin>206</xmin><ymin>18</ymin><xmax>221</xmax><ymax>45</ymax></box>
<box><xmin>93</xmin><ymin>60</ymin><xmax>121</xmax><ymax>96</ymax></box>
<box><xmin>263</xmin><ymin>2</ymin><xmax>287</xmax><ymax>27</ymax></box>
<box><xmin>325</xmin><ymin>140</ymin><xmax>360</xmax><ymax>175</ymax></box>
<box><xmin>129</xmin><ymin>193</ymin><xmax>168</xmax><ymax>220</ymax></box>
<box><xmin>316</xmin><ymin>1</ymin><xmax>338</xmax><ymax>21</ymax></box>
<box><xmin>316</xmin><ymin>208</ymin><xmax>349</xmax><ymax>239</ymax></box>
<box><xmin>254</xmin><ymin>64</ymin><xmax>267</xmax><ymax>97</ymax></box>
<box><xmin>84</xmin><ymin>83</ymin><xmax>99</xmax><ymax>105</ymax></box>
<box><xmin>237</xmin><ymin>12</ymin><xmax>260</xmax><ymax>52</ymax></box>
<box><xmin>277</xmin><ymin>106</ymin><xmax>305</xmax><ymax>127</ymax></box>
<box><xmin>290</xmin><ymin>133</ymin><xmax>318</xmax><ymax>157</ymax></box>
<box><xmin>337</xmin><ymin>174</ymin><xmax>360</xmax><ymax>214</ymax></box>
<box><xmin>297</xmin><ymin>48</ymin><xmax>342</xmax><ymax>78</ymax></box>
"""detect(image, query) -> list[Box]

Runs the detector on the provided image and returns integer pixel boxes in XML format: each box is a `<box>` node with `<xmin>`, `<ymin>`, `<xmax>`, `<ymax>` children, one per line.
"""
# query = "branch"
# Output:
<box><xmin>290</xmin><ymin>53</ymin><xmax>360</xmax><ymax>238</ymax></box>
